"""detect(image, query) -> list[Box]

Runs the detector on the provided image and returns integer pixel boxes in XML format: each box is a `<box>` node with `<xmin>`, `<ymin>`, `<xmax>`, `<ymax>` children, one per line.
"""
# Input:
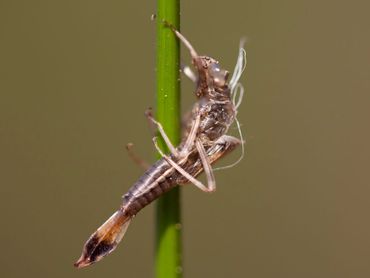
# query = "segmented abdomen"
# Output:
<box><xmin>121</xmin><ymin>158</ymin><xmax>177</xmax><ymax>216</ymax></box>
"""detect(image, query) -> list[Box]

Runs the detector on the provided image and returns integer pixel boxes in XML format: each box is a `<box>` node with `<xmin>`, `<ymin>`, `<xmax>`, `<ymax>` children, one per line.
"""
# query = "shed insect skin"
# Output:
<box><xmin>74</xmin><ymin>137</ymin><xmax>240</xmax><ymax>268</ymax></box>
<box><xmin>74</xmin><ymin>25</ymin><xmax>246</xmax><ymax>268</ymax></box>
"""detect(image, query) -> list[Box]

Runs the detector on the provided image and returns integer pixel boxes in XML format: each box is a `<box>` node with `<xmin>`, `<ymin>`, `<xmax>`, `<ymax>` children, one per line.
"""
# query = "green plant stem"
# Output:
<box><xmin>155</xmin><ymin>0</ymin><xmax>182</xmax><ymax>278</ymax></box>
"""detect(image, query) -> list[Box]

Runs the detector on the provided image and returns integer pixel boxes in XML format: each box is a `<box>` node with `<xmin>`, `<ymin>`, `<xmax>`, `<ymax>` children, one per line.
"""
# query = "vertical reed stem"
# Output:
<box><xmin>155</xmin><ymin>0</ymin><xmax>182</xmax><ymax>277</ymax></box>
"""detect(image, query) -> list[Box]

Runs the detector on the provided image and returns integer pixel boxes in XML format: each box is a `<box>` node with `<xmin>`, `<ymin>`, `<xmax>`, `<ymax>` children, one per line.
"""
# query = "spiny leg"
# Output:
<box><xmin>145</xmin><ymin>108</ymin><xmax>179</xmax><ymax>157</ymax></box>
<box><xmin>195</xmin><ymin>139</ymin><xmax>216</xmax><ymax>192</ymax></box>
<box><xmin>152</xmin><ymin>137</ymin><xmax>212</xmax><ymax>192</ymax></box>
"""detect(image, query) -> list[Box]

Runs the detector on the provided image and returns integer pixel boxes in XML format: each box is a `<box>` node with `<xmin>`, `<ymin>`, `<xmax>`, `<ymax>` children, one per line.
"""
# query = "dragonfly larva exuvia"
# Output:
<box><xmin>74</xmin><ymin>23</ymin><xmax>246</xmax><ymax>268</ymax></box>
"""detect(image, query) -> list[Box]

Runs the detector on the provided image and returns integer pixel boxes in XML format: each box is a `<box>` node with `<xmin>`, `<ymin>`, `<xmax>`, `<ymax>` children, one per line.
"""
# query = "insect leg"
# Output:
<box><xmin>180</xmin><ymin>107</ymin><xmax>201</xmax><ymax>155</ymax></box>
<box><xmin>163</xmin><ymin>21</ymin><xmax>199</xmax><ymax>59</ymax></box>
<box><xmin>145</xmin><ymin>108</ymin><xmax>179</xmax><ymax>157</ymax></box>
<box><xmin>195</xmin><ymin>139</ymin><xmax>216</xmax><ymax>192</ymax></box>
<box><xmin>152</xmin><ymin>137</ymin><xmax>212</xmax><ymax>192</ymax></box>
<box><xmin>213</xmin><ymin>135</ymin><xmax>244</xmax><ymax>171</ymax></box>
<box><xmin>125</xmin><ymin>143</ymin><xmax>150</xmax><ymax>170</ymax></box>
<box><xmin>181</xmin><ymin>63</ymin><xmax>197</xmax><ymax>83</ymax></box>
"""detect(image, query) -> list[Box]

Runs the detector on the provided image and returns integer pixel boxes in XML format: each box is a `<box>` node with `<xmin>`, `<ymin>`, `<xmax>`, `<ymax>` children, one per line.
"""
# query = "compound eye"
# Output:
<box><xmin>209</xmin><ymin>63</ymin><xmax>229</xmax><ymax>87</ymax></box>
<box><xmin>209</xmin><ymin>63</ymin><xmax>221</xmax><ymax>74</ymax></box>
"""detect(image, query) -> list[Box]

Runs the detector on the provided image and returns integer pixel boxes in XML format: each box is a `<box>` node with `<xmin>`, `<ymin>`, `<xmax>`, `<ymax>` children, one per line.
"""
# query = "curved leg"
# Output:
<box><xmin>152</xmin><ymin>137</ymin><xmax>213</xmax><ymax>192</ymax></box>
<box><xmin>145</xmin><ymin>108</ymin><xmax>179</xmax><ymax>157</ymax></box>
<box><xmin>195</xmin><ymin>139</ymin><xmax>216</xmax><ymax>192</ymax></box>
<box><xmin>163</xmin><ymin>21</ymin><xmax>199</xmax><ymax>59</ymax></box>
<box><xmin>180</xmin><ymin>107</ymin><xmax>201</xmax><ymax>155</ymax></box>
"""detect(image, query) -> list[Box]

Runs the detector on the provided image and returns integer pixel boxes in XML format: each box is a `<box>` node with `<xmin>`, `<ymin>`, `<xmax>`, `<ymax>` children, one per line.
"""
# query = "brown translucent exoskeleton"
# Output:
<box><xmin>74</xmin><ymin>23</ymin><xmax>246</xmax><ymax>268</ymax></box>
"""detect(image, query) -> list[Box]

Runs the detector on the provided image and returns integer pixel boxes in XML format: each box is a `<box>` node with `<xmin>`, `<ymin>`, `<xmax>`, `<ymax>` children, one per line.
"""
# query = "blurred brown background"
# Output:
<box><xmin>1</xmin><ymin>1</ymin><xmax>369</xmax><ymax>277</ymax></box>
